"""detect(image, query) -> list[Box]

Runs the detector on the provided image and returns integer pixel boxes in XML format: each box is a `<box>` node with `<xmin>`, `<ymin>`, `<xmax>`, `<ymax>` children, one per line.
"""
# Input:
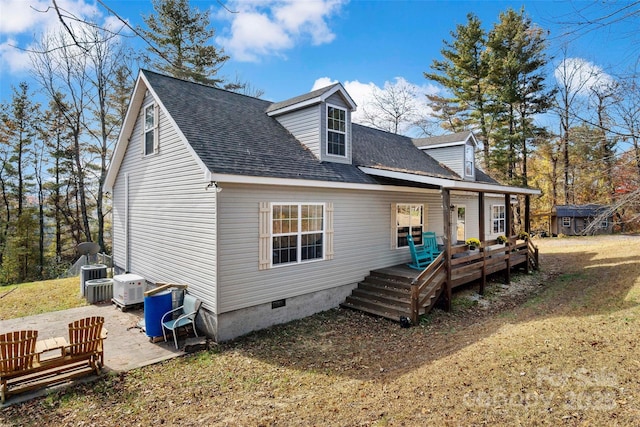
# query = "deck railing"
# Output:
<box><xmin>408</xmin><ymin>236</ymin><xmax>539</xmax><ymax>324</ymax></box>
<box><xmin>409</xmin><ymin>252</ymin><xmax>446</xmax><ymax>324</ymax></box>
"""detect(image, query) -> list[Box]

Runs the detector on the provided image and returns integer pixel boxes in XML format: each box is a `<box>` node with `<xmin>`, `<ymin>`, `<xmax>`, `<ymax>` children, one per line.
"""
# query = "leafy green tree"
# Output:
<box><xmin>140</xmin><ymin>0</ymin><xmax>230</xmax><ymax>86</ymax></box>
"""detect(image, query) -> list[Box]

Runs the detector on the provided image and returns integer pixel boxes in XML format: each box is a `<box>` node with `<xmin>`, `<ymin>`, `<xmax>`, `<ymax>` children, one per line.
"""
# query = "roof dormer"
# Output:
<box><xmin>267</xmin><ymin>83</ymin><xmax>357</xmax><ymax>165</ymax></box>
<box><xmin>413</xmin><ymin>131</ymin><xmax>478</xmax><ymax>181</ymax></box>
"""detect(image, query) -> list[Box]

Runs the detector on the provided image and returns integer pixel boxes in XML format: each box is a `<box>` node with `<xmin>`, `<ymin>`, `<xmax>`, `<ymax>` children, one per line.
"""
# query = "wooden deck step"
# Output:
<box><xmin>341</xmin><ymin>296</ymin><xmax>410</xmax><ymax>321</ymax></box>
<box><xmin>350</xmin><ymin>288</ymin><xmax>411</xmax><ymax>307</ymax></box>
<box><xmin>342</xmin><ymin>242</ymin><xmax>537</xmax><ymax>324</ymax></box>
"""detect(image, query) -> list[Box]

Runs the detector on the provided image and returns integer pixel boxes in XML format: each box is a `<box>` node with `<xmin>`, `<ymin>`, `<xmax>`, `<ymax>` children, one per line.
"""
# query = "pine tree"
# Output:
<box><xmin>140</xmin><ymin>0</ymin><xmax>230</xmax><ymax>86</ymax></box>
<box><xmin>486</xmin><ymin>8</ymin><xmax>554</xmax><ymax>186</ymax></box>
<box><xmin>424</xmin><ymin>13</ymin><xmax>493</xmax><ymax>165</ymax></box>
<box><xmin>0</xmin><ymin>82</ymin><xmax>42</xmax><ymax>283</ymax></box>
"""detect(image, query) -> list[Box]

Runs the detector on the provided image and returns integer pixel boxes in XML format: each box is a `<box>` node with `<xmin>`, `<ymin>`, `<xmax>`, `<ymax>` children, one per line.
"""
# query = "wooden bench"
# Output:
<box><xmin>0</xmin><ymin>316</ymin><xmax>106</xmax><ymax>403</ymax></box>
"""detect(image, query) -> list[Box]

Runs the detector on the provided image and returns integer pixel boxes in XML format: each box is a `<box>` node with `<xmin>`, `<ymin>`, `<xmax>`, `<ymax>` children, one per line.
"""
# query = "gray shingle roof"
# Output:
<box><xmin>142</xmin><ymin>71</ymin><xmax>490</xmax><ymax>185</ymax></box>
<box><xmin>554</xmin><ymin>204</ymin><xmax>612</xmax><ymax>217</ymax></box>
<box><xmin>144</xmin><ymin>71</ymin><xmax>376</xmax><ymax>184</ymax></box>
<box><xmin>412</xmin><ymin>130</ymin><xmax>473</xmax><ymax>148</ymax></box>
<box><xmin>266</xmin><ymin>83</ymin><xmax>341</xmax><ymax>114</ymax></box>
<box><xmin>351</xmin><ymin>124</ymin><xmax>457</xmax><ymax>179</ymax></box>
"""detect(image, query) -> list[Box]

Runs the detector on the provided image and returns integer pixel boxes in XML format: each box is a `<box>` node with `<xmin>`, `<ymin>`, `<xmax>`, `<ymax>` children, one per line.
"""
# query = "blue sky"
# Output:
<box><xmin>0</xmin><ymin>0</ymin><xmax>638</xmax><ymax>133</ymax></box>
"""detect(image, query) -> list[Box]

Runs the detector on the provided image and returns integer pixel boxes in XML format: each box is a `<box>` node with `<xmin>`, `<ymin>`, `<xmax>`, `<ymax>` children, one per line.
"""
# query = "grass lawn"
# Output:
<box><xmin>2</xmin><ymin>235</ymin><xmax>640</xmax><ymax>425</ymax></box>
<box><xmin>0</xmin><ymin>277</ymin><xmax>87</xmax><ymax>320</ymax></box>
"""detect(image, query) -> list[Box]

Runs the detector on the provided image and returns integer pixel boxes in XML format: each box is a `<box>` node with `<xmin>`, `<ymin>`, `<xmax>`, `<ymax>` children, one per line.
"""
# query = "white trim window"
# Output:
<box><xmin>326</xmin><ymin>105</ymin><xmax>346</xmax><ymax>157</ymax></box>
<box><xmin>465</xmin><ymin>144</ymin><xmax>475</xmax><ymax>176</ymax></box>
<box><xmin>600</xmin><ymin>218</ymin><xmax>608</xmax><ymax>229</ymax></box>
<box><xmin>143</xmin><ymin>103</ymin><xmax>158</xmax><ymax>156</ymax></box>
<box><xmin>492</xmin><ymin>205</ymin><xmax>505</xmax><ymax>234</ymax></box>
<box><xmin>562</xmin><ymin>217</ymin><xmax>571</xmax><ymax>228</ymax></box>
<box><xmin>271</xmin><ymin>203</ymin><xmax>325</xmax><ymax>266</ymax></box>
<box><xmin>395</xmin><ymin>204</ymin><xmax>424</xmax><ymax>248</ymax></box>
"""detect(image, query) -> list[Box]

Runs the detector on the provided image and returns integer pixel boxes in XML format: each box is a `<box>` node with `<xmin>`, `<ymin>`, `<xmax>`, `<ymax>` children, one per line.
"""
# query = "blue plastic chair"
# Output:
<box><xmin>422</xmin><ymin>231</ymin><xmax>442</xmax><ymax>256</ymax></box>
<box><xmin>406</xmin><ymin>234</ymin><xmax>434</xmax><ymax>270</ymax></box>
<box><xmin>161</xmin><ymin>294</ymin><xmax>202</xmax><ymax>349</ymax></box>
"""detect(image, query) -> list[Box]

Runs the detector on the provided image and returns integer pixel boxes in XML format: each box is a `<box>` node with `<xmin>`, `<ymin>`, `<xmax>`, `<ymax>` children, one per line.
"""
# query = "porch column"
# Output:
<box><xmin>524</xmin><ymin>194</ymin><xmax>531</xmax><ymax>274</ymax></box>
<box><xmin>442</xmin><ymin>188</ymin><xmax>452</xmax><ymax>311</ymax></box>
<box><xmin>525</xmin><ymin>195</ymin><xmax>531</xmax><ymax>234</ymax></box>
<box><xmin>504</xmin><ymin>193</ymin><xmax>511</xmax><ymax>284</ymax></box>
<box><xmin>479</xmin><ymin>192</ymin><xmax>486</xmax><ymax>295</ymax></box>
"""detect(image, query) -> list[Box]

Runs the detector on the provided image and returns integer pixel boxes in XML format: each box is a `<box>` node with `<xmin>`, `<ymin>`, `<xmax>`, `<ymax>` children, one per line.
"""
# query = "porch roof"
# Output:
<box><xmin>358</xmin><ymin>166</ymin><xmax>542</xmax><ymax>196</ymax></box>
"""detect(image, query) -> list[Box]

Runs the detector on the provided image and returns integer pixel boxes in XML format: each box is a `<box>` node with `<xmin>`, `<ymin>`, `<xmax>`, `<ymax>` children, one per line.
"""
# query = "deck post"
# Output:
<box><xmin>524</xmin><ymin>195</ymin><xmax>531</xmax><ymax>234</ymax></box>
<box><xmin>524</xmin><ymin>195</ymin><xmax>531</xmax><ymax>274</ymax></box>
<box><xmin>479</xmin><ymin>192</ymin><xmax>486</xmax><ymax>295</ymax></box>
<box><xmin>504</xmin><ymin>193</ymin><xmax>511</xmax><ymax>284</ymax></box>
<box><xmin>442</xmin><ymin>188</ymin><xmax>452</xmax><ymax>311</ymax></box>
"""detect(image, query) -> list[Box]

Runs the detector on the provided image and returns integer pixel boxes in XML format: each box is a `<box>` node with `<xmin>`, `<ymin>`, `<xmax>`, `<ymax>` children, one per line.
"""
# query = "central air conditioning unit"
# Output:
<box><xmin>85</xmin><ymin>278</ymin><xmax>113</xmax><ymax>304</ymax></box>
<box><xmin>112</xmin><ymin>273</ymin><xmax>146</xmax><ymax>307</ymax></box>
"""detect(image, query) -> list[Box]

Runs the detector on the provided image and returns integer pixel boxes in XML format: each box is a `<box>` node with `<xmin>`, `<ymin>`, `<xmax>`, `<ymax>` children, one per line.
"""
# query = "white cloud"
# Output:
<box><xmin>216</xmin><ymin>0</ymin><xmax>346</xmax><ymax>62</ymax></box>
<box><xmin>312</xmin><ymin>76</ymin><xmax>439</xmax><ymax>136</ymax></box>
<box><xmin>0</xmin><ymin>39</ymin><xmax>31</xmax><ymax>73</ymax></box>
<box><xmin>554</xmin><ymin>57</ymin><xmax>614</xmax><ymax>95</ymax></box>
<box><xmin>0</xmin><ymin>0</ymin><xmax>99</xmax><ymax>35</ymax></box>
<box><xmin>0</xmin><ymin>0</ymin><xmax>104</xmax><ymax>74</ymax></box>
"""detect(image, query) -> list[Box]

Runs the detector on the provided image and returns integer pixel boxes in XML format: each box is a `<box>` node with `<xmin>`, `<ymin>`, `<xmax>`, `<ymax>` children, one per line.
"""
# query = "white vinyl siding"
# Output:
<box><xmin>111</xmin><ymin>90</ymin><xmax>217</xmax><ymax>311</ymax></box>
<box><xmin>274</xmin><ymin>105</ymin><xmax>321</xmax><ymax>158</ymax></box>
<box><xmin>217</xmin><ymin>184</ymin><xmax>441</xmax><ymax>313</ymax></box>
<box><xmin>422</xmin><ymin>145</ymin><xmax>464</xmax><ymax>178</ymax></box>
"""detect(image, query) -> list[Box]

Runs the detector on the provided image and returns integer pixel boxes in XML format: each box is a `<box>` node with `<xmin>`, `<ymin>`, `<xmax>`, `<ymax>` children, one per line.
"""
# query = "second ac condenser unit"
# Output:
<box><xmin>112</xmin><ymin>273</ymin><xmax>146</xmax><ymax>306</ymax></box>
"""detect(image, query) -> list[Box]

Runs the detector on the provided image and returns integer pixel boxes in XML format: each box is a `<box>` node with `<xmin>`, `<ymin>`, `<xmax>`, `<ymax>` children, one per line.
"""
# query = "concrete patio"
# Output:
<box><xmin>0</xmin><ymin>302</ymin><xmax>185</xmax><ymax>406</ymax></box>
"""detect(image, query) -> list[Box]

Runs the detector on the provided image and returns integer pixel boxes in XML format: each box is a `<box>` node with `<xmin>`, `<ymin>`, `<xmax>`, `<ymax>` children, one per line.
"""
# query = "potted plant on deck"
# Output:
<box><xmin>465</xmin><ymin>237</ymin><xmax>481</xmax><ymax>250</ymax></box>
<box><xmin>497</xmin><ymin>235</ymin><xmax>507</xmax><ymax>245</ymax></box>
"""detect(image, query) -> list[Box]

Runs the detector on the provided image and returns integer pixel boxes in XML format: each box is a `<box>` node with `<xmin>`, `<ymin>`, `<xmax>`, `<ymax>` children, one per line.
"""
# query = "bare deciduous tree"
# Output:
<box><xmin>361</xmin><ymin>79</ymin><xmax>421</xmax><ymax>135</ymax></box>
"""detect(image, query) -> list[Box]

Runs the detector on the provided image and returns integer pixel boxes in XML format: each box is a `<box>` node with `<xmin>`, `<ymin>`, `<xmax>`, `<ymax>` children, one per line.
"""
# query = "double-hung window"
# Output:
<box><xmin>327</xmin><ymin>105</ymin><xmax>346</xmax><ymax>157</ymax></box>
<box><xmin>465</xmin><ymin>144</ymin><xmax>475</xmax><ymax>176</ymax></box>
<box><xmin>396</xmin><ymin>204</ymin><xmax>424</xmax><ymax>248</ymax></box>
<box><xmin>272</xmin><ymin>203</ymin><xmax>324</xmax><ymax>266</ymax></box>
<box><xmin>492</xmin><ymin>205</ymin><xmax>505</xmax><ymax>234</ymax></box>
<box><xmin>562</xmin><ymin>217</ymin><xmax>571</xmax><ymax>228</ymax></box>
<box><xmin>144</xmin><ymin>104</ymin><xmax>158</xmax><ymax>156</ymax></box>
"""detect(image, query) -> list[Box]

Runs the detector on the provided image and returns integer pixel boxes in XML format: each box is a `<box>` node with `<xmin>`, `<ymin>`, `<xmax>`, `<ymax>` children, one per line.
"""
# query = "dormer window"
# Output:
<box><xmin>327</xmin><ymin>105</ymin><xmax>346</xmax><ymax>157</ymax></box>
<box><xmin>465</xmin><ymin>144</ymin><xmax>474</xmax><ymax>176</ymax></box>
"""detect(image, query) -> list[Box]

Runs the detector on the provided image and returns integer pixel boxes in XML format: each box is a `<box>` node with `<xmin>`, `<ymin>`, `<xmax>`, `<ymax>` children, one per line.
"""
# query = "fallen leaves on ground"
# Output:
<box><xmin>2</xmin><ymin>236</ymin><xmax>640</xmax><ymax>426</ymax></box>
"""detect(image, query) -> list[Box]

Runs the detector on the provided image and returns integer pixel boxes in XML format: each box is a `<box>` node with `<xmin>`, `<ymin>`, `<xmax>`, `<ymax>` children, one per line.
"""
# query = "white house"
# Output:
<box><xmin>104</xmin><ymin>70</ymin><xmax>540</xmax><ymax>341</ymax></box>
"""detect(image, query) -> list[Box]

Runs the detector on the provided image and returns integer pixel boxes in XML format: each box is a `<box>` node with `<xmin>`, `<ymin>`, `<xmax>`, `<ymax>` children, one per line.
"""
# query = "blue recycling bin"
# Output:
<box><xmin>144</xmin><ymin>290</ymin><xmax>173</xmax><ymax>338</ymax></box>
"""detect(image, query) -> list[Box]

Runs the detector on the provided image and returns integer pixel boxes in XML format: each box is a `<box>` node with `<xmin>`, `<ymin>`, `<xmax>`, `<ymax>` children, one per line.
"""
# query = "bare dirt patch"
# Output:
<box><xmin>2</xmin><ymin>235</ymin><xmax>640</xmax><ymax>426</ymax></box>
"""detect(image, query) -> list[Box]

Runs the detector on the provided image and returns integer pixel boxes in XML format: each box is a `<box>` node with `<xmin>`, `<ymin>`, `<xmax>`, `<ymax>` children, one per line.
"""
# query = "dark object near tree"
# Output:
<box><xmin>399</xmin><ymin>316</ymin><xmax>411</xmax><ymax>328</ymax></box>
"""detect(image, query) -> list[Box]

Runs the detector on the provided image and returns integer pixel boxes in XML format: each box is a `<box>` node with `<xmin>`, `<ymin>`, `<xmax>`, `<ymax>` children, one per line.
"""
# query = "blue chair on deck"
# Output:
<box><xmin>406</xmin><ymin>234</ymin><xmax>434</xmax><ymax>270</ymax></box>
<box><xmin>422</xmin><ymin>231</ymin><xmax>442</xmax><ymax>256</ymax></box>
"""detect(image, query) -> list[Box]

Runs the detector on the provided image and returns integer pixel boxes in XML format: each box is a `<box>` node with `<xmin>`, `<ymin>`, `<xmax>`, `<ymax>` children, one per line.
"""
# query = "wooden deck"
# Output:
<box><xmin>341</xmin><ymin>238</ymin><xmax>538</xmax><ymax>324</ymax></box>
